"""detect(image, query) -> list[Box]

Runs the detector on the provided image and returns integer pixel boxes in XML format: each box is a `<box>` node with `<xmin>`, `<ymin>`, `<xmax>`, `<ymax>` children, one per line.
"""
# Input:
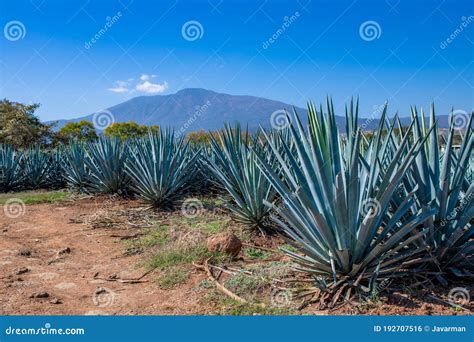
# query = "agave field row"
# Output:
<box><xmin>1</xmin><ymin>100</ymin><xmax>472</xmax><ymax>307</ymax></box>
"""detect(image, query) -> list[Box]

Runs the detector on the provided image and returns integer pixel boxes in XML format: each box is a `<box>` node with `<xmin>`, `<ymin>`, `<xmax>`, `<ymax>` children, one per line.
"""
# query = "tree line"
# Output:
<box><xmin>0</xmin><ymin>99</ymin><xmax>162</xmax><ymax>148</ymax></box>
<box><xmin>5</xmin><ymin>98</ymin><xmax>461</xmax><ymax>149</ymax></box>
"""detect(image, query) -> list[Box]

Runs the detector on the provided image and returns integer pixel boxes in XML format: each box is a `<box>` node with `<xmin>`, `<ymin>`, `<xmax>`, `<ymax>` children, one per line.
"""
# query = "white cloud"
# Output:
<box><xmin>109</xmin><ymin>75</ymin><xmax>168</xmax><ymax>95</ymax></box>
<box><xmin>140</xmin><ymin>74</ymin><xmax>156</xmax><ymax>81</ymax></box>
<box><xmin>108</xmin><ymin>80</ymin><xmax>129</xmax><ymax>93</ymax></box>
<box><xmin>136</xmin><ymin>80</ymin><xmax>168</xmax><ymax>94</ymax></box>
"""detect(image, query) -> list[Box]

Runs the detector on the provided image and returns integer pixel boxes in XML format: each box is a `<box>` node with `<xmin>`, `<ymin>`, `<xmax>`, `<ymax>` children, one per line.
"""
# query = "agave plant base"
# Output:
<box><xmin>290</xmin><ymin>277</ymin><xmax>384</xmax><ymax>310</ymax></box>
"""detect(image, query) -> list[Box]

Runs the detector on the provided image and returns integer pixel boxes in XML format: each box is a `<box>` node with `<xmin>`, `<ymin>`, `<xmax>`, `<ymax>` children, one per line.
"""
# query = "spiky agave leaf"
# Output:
<box><xmin>406</xmin><ymin>106</ymin><xmax>473</xmax><ymax>278</ymax></box>
<box><xmin>125</xmin><ymin>130</ymin><xmax>199</xmax><ymax>207</ymax></box>
<box><xmin>46</xmin><ymin>147</ymin><xmax>66</xmax><ymax>189</ymax></box>
<box><xmin>85</xmin><ymin>137</ymin><xmax>131</xmax><ymax>194</ymax></box>
<box><xmin>203</xmin><ymin>124</ymin><xmax>277</xmax><ymax>230</ymax></box>
<box><xmin>22</xmin><ymin>145</ymin><xmax>53</xmax><ymax>189</ymax></box>
<box><xmin>255</xmin><ymin>100</ymin><xmax>435</xmax><ymax>305</ymax></box>
<box><xmin>0</xmin><ymin>144</ymin><xmax>23</xmax><ymax>192</ymax></box>
<box><xmin>187</xmin><ymin>145</ymin><xmax>219</xmax><ymax>195</ymax></box>
<box><xmin>63</xmin><ymin>140</ymin><xmax>94</xmax><ymax>192</ymax></box>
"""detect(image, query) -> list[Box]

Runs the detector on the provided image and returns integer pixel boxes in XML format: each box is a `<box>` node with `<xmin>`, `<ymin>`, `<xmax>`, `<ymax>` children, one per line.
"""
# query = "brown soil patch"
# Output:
<box><xmin>0</xmin><ymin>197</ymin><xmax>209</xmax><ymax>315</ymax></box>
<box><xmin>0</xmin><ymin>196</ymin><xmax>471</xmax><ymax>316</ymax></box>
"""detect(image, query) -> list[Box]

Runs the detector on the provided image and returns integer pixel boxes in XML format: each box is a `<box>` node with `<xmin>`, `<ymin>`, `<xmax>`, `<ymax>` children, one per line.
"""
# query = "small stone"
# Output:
<box><xmin>50</xmin><ymin>298</ymin><xmax>62</xmax><ymax>304</ymax></box>
<box><xmin>15</xmin><ymin>267</ymin><xmax>29</xmax><ymax>275</ymax></box>
<box><xmin>206</xmin><ymin>232</ymin><xmax>242</xmax><ymax>257</ymax></box>
<box><xmin>47</xmin><ymin>259</ymin><xmax>56</xmax><ymax>265</ymax></box>
<box><xmin>95</xmin><ymin>287</ymin><xmax>108</xmax><ymax>295</ymax></box>
<box><xmin>54</xmin><ymin>282</ymin><xmax>77</xmax><ymax>290</ymax></box>
<box><xmin>58</xmin><ymin>247</ymin><xmax>71</xmax><ymax>255</ymax></box>
<box><xmin>35</xmin><ymin>272</ymin><xmax>59</xmax><ymax>280</ymax></box>
<box><xmin>19</xmin><ymin>250</ymin><xmax>31</xmax><ymax>257</ymax></box>
<box><xmin>30</xmin><ymin>291</ymin><xmax>49</xmax><ymax>299</ymax></box>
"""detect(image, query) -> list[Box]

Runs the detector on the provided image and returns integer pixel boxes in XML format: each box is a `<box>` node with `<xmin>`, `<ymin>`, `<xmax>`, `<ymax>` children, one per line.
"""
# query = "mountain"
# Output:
<box><xmin>53</xmin><ymin>88</ymin><xmax>452</xmax><ymax>133</ymax></box>
<box><xmin>53</xmin><ymin>88</ymin><xmax>312</xmax><ymax>133</ymax></box>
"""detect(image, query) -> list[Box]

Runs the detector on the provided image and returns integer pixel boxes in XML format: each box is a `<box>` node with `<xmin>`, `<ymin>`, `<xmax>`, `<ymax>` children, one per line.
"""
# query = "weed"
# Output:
<box><xmin>146</xmin><ymin>243</ymin><xmax>231</xmax><ymax>270</ymax></box>
<box><xmin>224</xmin><ymin>271</ymin><xmax>267</xmax><ymax>298</ymax></box>
<box><xmin>169</xmin><ymin>216</ymin><xmax>226</xmax><ymax>235</ymax></box>
<box><xmin>200</xmin><ymin>196</ymin><xmax>225</xmax><ymax>208</ymax></box>
<box><xmin>0</xmin><ymin>190</ymin><xmax>70</xmax><ymax>205</ymax></box>
<box><xmin>196</xmin><ymin>279</ymin><xmax>215</xmax><ymax>290</ymax></box>
<box><xmin>204</xmin><ymin>290</ymin><xmax>294</xmax><ymax>315</ymax></box>
<box><xmin>221</xmin><ymin>300</ymin><xmax>294</xmax><ymax>315</ymax></box>
<box><xmin>156</xmin><ymin>267</ymin><xmax>188</xmax><ymax>289</ymax></box>
<box><xmin>281</xmin><ymin>244</ymin><xmax>298</xmax><ymax>253</ymax></box>
<box><xmin>197</xmin><ymin>220</ymin><xmax>222</xmax><ymax>234</ymax></box>
<box><xmin>147</xmin><ymin>244</ymin><xmax>208</xmax><ymax>269</ymax></box>
<box><xmin>222</xmin><ymin>262</ymin><xmax>291</xmax><ymax>301</ymax></box>
<box><xmin>134</xmin><ymin>226</ymin><xmax>169</xmax><ymax>248</ymax></box>
<box><xmin>244</xmin><ymin>247</ymin><xmax>270</xmax><ymax>260</ymax></box>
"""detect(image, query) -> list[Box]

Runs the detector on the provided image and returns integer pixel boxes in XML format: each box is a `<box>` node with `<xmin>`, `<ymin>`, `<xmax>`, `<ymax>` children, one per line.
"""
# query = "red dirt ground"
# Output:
<box><xmin>0</xmin><ymin>198</ymin><xmax>210</xmax><ymax>315</ymax></box>
<box><xmin>0</xmin><ymin>197</ymin><xmax>471</xmax><ymax>316</ymax></box>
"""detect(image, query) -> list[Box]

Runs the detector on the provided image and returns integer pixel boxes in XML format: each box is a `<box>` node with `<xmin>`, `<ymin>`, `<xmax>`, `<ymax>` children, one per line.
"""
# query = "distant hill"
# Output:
<box><xmin>52</xmin><ymin>88</ymin><xmax>452</xmax><ymax>133</ymax></box>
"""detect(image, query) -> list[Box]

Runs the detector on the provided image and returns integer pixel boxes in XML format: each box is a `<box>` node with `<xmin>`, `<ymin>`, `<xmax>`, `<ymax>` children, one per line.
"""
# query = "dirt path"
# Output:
<box><xmin>0</xmin><ymin>198</ymin><xmax>206</xmax><ymax>315</ymax></box>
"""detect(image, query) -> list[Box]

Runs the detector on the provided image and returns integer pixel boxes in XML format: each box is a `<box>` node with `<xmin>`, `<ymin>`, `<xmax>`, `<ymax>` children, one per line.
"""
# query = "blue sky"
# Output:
<box><xmin>0</xmin><ymin>0</ymin><xmax>473</xmax><ymax>121</ymax></box>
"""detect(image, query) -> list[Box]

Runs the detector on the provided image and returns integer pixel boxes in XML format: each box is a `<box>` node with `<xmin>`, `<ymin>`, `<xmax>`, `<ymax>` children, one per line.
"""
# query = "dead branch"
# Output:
<box><xmin>202</xmin><ymin>258</ymin><xmax>249</xmax><ymax>304</ymax></box>
<box><xmin>92</xmin><ymin>269</ymin><xmax>155</xmax><ymax>283</ymax></box>
<box><xmin>94</xmin><ymin>277</ymin><xmax>148</xmax><ymax>284</ymax></box>
<box><xmin>109</xmin><ymin>232</ymin><xmax>145</xmax><ymax>240</ymax></box>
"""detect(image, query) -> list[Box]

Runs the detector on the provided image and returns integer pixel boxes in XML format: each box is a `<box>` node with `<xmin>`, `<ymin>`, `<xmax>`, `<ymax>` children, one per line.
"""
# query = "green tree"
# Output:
<box><xmin>0</xmin><ymin>99</ymin><xmax>55</xmax><ymax>148</ymax></box>
<box><xmin>104</xmin><ymin>122</ymin><xmax>159</xmax><ymax>140</ymax></box>
<box><xmin>186</xmin><ymin>130</ymin><xmax>213</xmax><ymax>146</ymax></box>
<box><xmin>56</xmin><ymin>120</ymin><xmax>98</xmax><ymax>143</ymax></box>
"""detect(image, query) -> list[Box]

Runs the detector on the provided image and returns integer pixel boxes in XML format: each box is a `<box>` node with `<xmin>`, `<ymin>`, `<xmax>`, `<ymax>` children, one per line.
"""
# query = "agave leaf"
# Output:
<box><xmin>126</xmin><ymin>130</ymin><xmax>198</xmax><ymax>206</ymax></box>
<box><xmin>0</xmin><ymin>144</ymin><xmax>23</xmax><ymax>191</ymax></box>
<box><xmin>255</xmin><ymin>99</ymin><xmax>430</xmax><ymax>292</ymax></box>
<box><xmin>203</xmin><ymin>124</ymin><xmax>276</xmax><ymax>229</ymax></box>
<box><xmin>85</xmin><ymin>137</ymin><xmax>131</xmax><ymax>194</ymax></box>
